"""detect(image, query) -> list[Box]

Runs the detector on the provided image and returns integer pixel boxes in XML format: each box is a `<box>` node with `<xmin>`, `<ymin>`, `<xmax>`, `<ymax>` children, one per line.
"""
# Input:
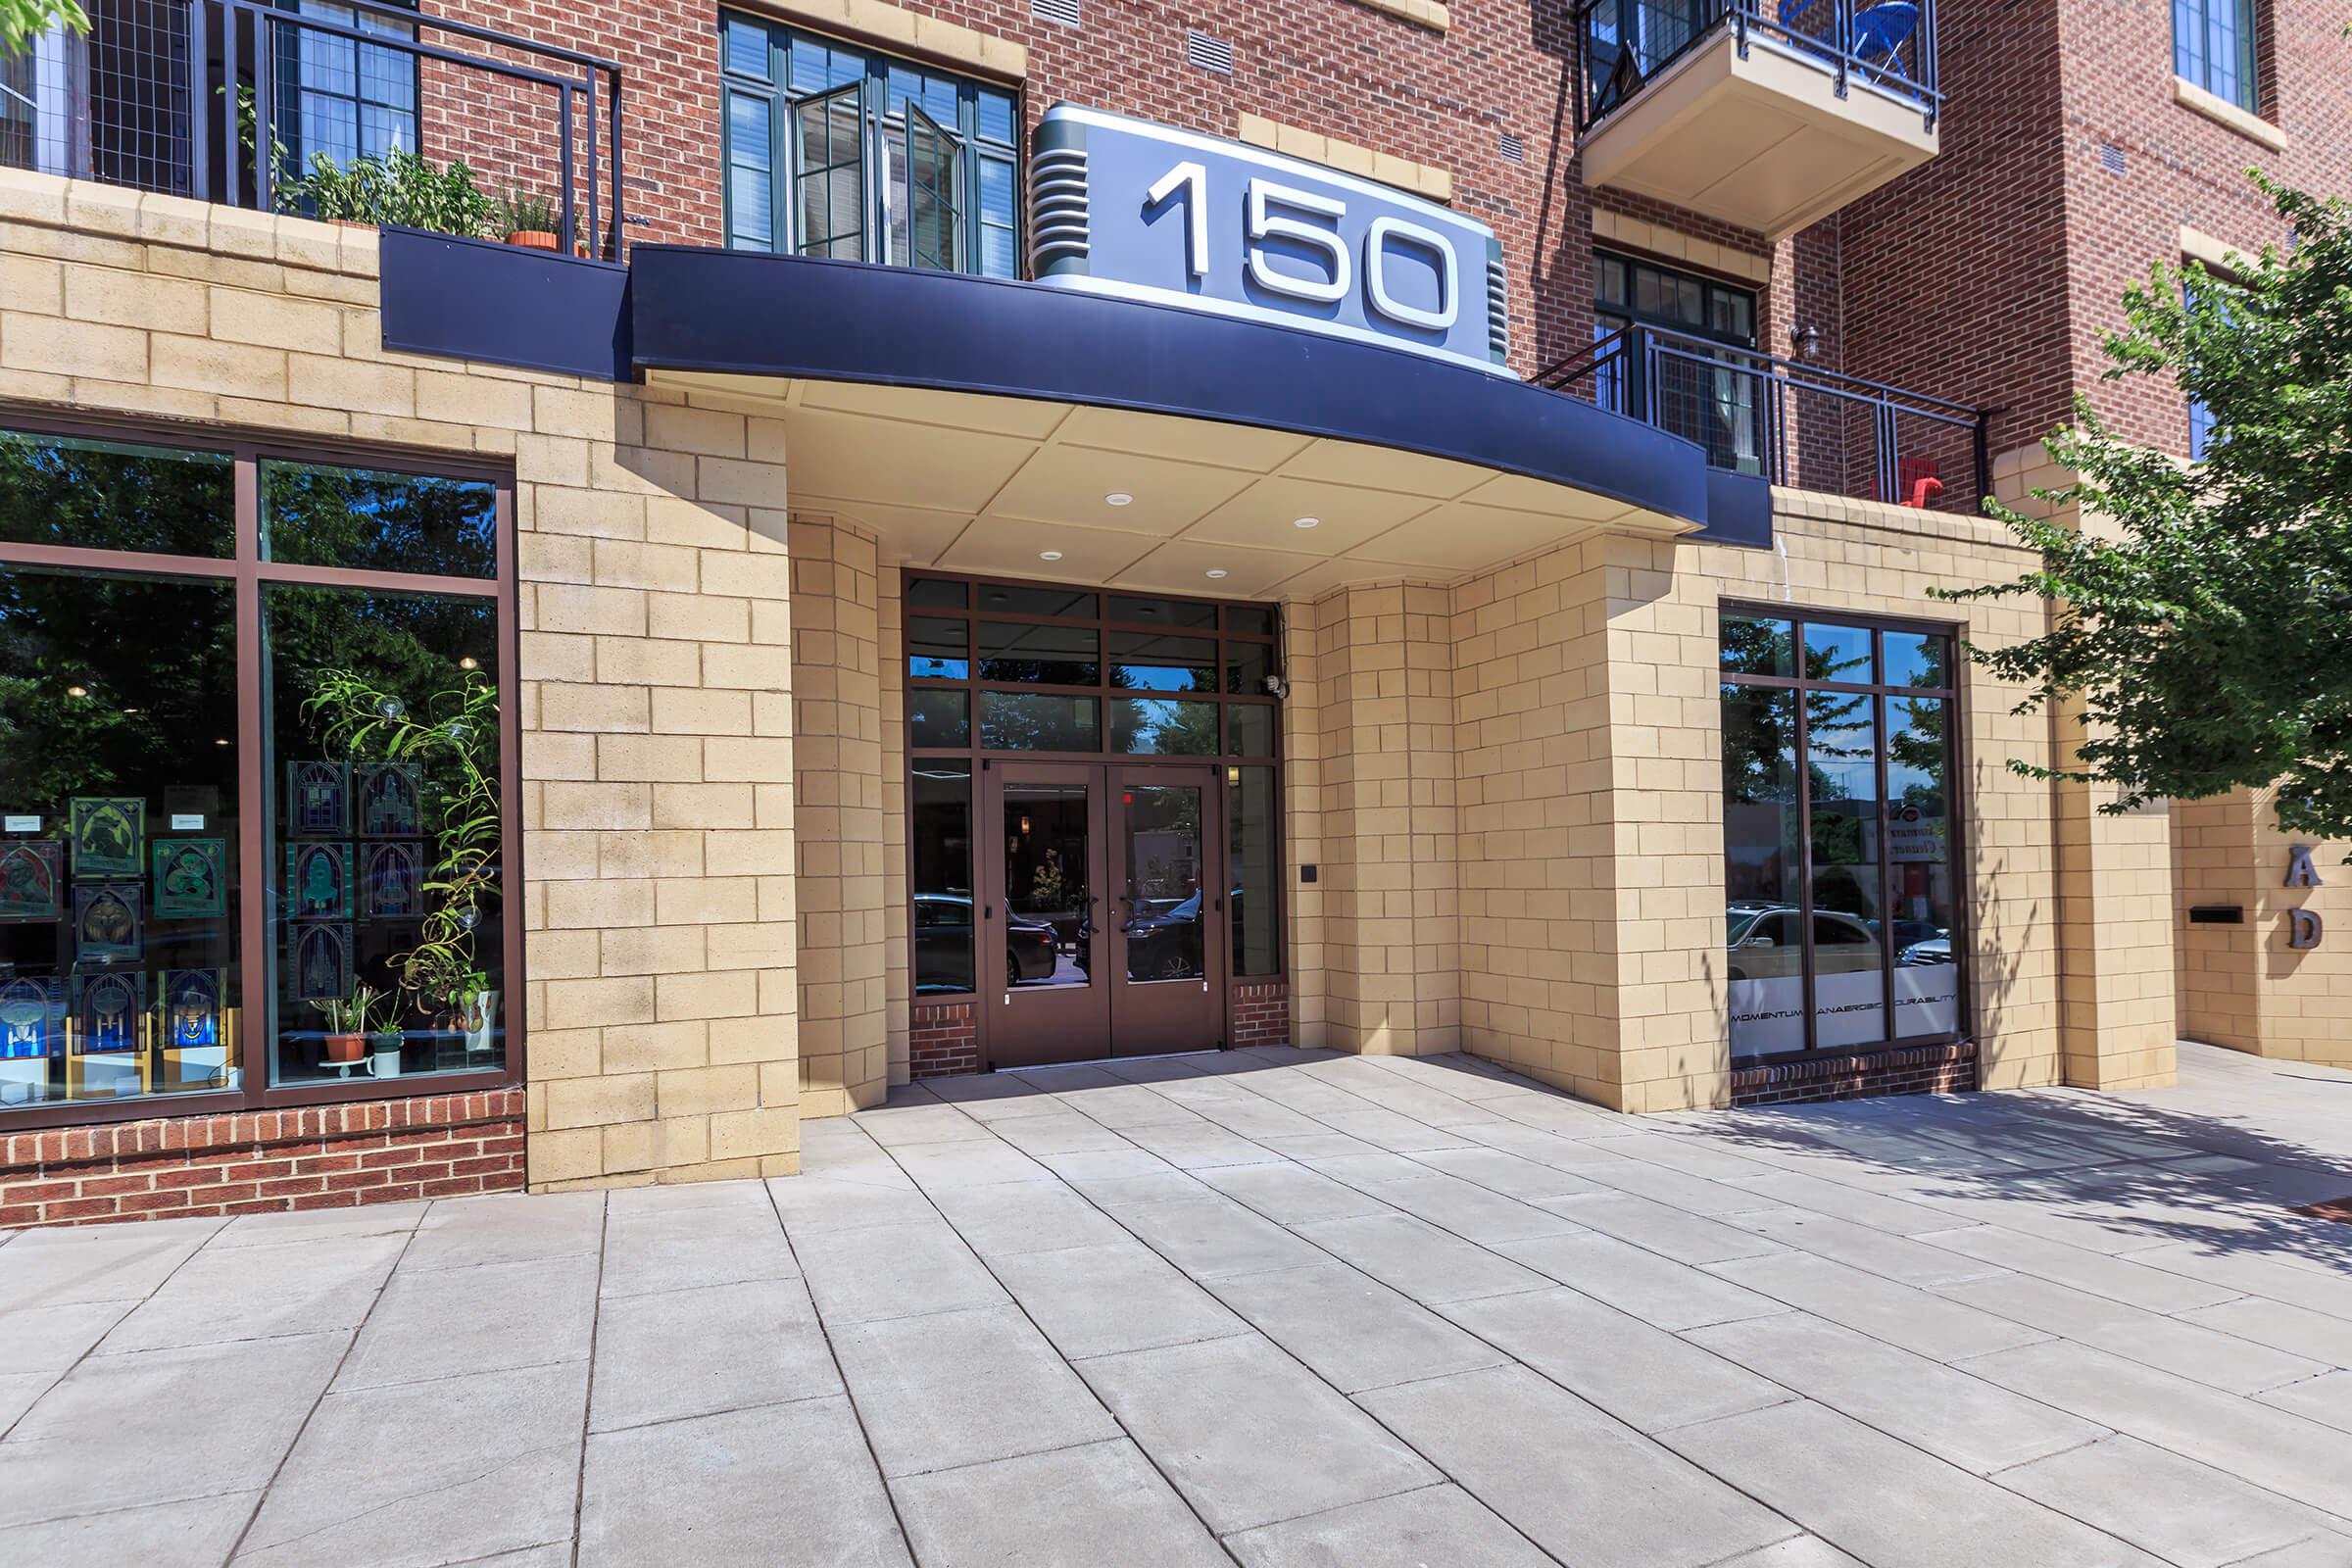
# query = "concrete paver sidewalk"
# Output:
<box><xmin>3</xmin><ymin>1041</ymin><xmax>2351</xmax><ymax>1566</ymax></box>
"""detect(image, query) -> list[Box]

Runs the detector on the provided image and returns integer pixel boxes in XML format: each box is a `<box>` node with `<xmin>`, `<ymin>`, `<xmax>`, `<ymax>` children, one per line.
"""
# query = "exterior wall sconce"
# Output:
<box><xmin>1789</xmin><ymin>323</ymin><xmax>1825</xmax><ymax>362</ymax></box>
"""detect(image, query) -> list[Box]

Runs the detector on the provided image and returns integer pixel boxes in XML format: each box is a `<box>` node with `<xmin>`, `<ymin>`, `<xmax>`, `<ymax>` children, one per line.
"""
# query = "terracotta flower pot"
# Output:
<box><xmin>506</xmin><ymin>229</ymin><xmax>559</xmax><ymax>251</ymax></box>
<box><xmin>323</xmin><ymin>1031</ymin><xmax>367</xmax><ymax>1064</ymax></box>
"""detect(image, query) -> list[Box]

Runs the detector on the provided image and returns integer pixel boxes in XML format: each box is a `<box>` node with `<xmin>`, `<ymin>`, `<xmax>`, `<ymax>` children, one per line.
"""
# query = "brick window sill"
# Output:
<box><xmin>2172</xmin><ymin>76</ymin><xmax>2287</xmax><ymax>154</ymax></box>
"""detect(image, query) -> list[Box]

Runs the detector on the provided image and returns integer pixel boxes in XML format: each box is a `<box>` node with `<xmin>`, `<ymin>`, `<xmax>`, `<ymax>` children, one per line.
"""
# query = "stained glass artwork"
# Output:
<box><xmin>74</xmin><ymin>971</ymin><xmax>143</xmax><ymax>1054</ymax></box>
<box><xmin>357</xmin><ymin>761</ymin><xmax>424</xmax><ymax>838</ymax></box>
<box><xmin>153</xmin><ymin>839</ymin><xmax>227</xmax><ymax>919</ymax></box>
<box><xmin>286</xmin><ymin>842</ymin><xmax>353</xmax><ymax>918</ymax></box>
<box><xmin>0</xmin><ymin>839</ymin><xmax>62</xmax><ymax>920</ymax></box>
<box><xmin>362</xmin><ymin>840</ymin><xmax>424</xmax><ymax>918</ymax></box>
<box><xmin>0</xmin><ymin>976</ymin><xmax>64</xmax><ymax>1058</ymax></box>
<box><xmin>69</xmin><ymin>798</ymin><xmax>144</xmax><ymax>876</ymax></box>
<box><xmin>163</xmin><ymin>968</ymin><xmax>223</xmax><ymax>1050</ymax></box>
<box><xmin>72</xmin><ymin>883</ymin><xmax>142</xmax><ymax>965</ymax></box>
<box><xmin>289</xmin><ymin>920</ymin><xmax>354</xmax><ymax>1002</ymax></box>
<box><xmin>287</xmin><ymin>761</ymin><xmax>349</xmax><ymax>836</ymax></box>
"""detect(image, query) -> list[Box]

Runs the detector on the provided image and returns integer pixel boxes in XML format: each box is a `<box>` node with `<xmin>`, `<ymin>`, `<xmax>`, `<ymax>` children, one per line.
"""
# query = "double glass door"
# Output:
<box><xmin>985</xmin><ymin>760</ymin><xmax>1224</xmax><ymax>1066</ymax></box>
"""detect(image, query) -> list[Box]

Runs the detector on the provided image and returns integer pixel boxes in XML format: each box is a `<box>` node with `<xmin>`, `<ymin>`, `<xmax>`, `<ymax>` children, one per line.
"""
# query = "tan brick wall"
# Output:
<box><xmin>1446</xmin><ymin>493</ymin><xmax>2077</xmax><ymax>1110</ymax></box>
<box><xmin>0</xmin><ymin>169</ymin><xmax>803</xmax><ymax>1188</ymax></box>
<box><xmin>790</xmin><ymin>520</ymin><xmax>890</xmax><ymax>1113</ymax></box>
<box><xmin>2176</xmin><ymin>789</ymin><xmax>2352</xmax><ymax>1070</ymax></box>
<box><xmin>1992</xmin><ymin>444</ymin><xmax>2178</xmax><ymax>1092</ymax></box>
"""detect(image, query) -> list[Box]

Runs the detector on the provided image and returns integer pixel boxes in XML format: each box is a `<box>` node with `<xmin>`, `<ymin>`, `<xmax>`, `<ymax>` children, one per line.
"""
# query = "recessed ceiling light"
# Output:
<box><xmin>1039</xmin><ymin>550</ymin><xmax>1063</xmax><ymax>562</ymax></box>
<box><xmin>459</xmin><ymin>657</ymin><xmax>479</xmax><ymax>671</ymax></box>
<box><xmin>1104</xmin><ymin>492</ymin><xmax>1134</xmax><ymax>507</ymax></box>
<box><xmin>1205</xmin><ymin>569</ymin><xmax>1229</xmax><ymax>579</ymax></box>
<box><xmin>66</xmin><ymin>685</ymin><xmax>88</xmax><ymax>698</ymax></box>
<box><xmin>1294</xmin><ymin>516</ymin><xmax>1320</xmax><ymax>529</ymax></box>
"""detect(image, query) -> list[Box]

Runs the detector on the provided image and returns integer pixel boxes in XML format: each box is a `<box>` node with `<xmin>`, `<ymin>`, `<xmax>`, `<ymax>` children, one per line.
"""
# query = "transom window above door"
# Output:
<box><xmin>720</xmin><ymin>13</ymin><xmax>1020</xmax><ymax>278</ymax></box>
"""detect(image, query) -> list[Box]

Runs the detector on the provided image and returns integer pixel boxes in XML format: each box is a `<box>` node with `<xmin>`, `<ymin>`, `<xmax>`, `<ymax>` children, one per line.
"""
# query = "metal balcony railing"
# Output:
<box><xmin>1539</xmin><ymin>323</ymin><xmax>1987</xmax><ymax>512</ymax></box>
<box><xmin>1</xmin><ymin>0</ymin><xmax>624</xmax><ymax>257</ymax></box>
<box><xmin>1575</xmin><ymin>0</ymin><xmax>1941</xmax><ymax>130</ymax></box>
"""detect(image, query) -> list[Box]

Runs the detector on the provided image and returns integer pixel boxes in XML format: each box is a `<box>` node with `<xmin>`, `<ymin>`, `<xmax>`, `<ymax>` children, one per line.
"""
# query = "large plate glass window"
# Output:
<box><xmin>720</xmin><ymin>12</ymin><xmax>1019</xmax><ymax>277</ymax></box>
<box><xmin>1720</xmin><ymin>609</ymin><xmax>1960</xmax><ymax>1060</ymax></box>
<box><xmin>0</xmin><ymin>423</ymin><xmax>514</xmax><ymax>1128</ymax></box>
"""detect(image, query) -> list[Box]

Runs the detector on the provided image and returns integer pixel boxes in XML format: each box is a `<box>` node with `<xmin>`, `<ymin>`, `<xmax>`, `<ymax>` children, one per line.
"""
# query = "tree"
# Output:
<box><xmin>2</xmin><ymin>0</ymin><xmax>85</xmax><ymax>56</ymax></box>
<box><xmin>1943</xmin><ymin>174</ymin><xmax>2352</xmax><ymax>841</ymax></box>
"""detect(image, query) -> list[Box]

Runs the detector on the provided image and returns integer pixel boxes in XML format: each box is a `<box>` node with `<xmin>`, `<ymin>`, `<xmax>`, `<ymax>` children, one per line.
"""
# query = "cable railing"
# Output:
<box><xmin>1575</xmin><ymin>0</ymin><xmax>1941</xmax><ymax>130</ymax></box>
<box><xmin>1540</xmin><ymin>323</ymin><xmax>1987</xmax><ymax>512</ymax></box>
<box><xmin>1</xmin><ymin>0</ymin><xmax>624</xmax><ymax>258</ymax></box>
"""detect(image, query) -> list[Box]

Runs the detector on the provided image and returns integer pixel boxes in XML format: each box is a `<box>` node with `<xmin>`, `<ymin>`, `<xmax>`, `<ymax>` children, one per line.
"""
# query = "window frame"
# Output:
<box><xmin>718</xmin><ymin>13</ymin><xmax>1022</xmax><ymax>277</ymax></box>
<box><xmin>276</xmin><ymin>0</ymin><xmax>427</xmax><ymax>174</ymax></box>
<box><xmin>2174</xmin><ymin>0</ymin><xmax>2261</xmax><ymax>115</ymax></box>
<box><xmin>901</xmin><ymin>571</ymin><xmax>1286</xmax><ymax>997</ymax></box>
<box><xmin>1719</xmin><ymin>602</ymin><xmax>1971</xmax><ymax>1065</ymax></box>
<box><xmin>0</xmin><ymin>406</ymin><xmax>523</xmax><ymax>1131</ymax></box>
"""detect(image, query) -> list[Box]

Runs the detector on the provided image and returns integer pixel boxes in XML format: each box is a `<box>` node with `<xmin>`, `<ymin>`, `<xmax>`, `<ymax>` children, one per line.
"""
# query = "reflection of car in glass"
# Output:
<box><xmin>1727</xmin><ymin>904</ymin><xmax>1882</xmax><ymax>981</ymax></box>
<box><xmin>913</xmin><ymin>894</ymin><xmax>1057</xmax><ymax>987</ymax></box>
<box><xmin>1898</xmin><ymin>934</ymin><xmax>1952</xmax><ymax>966</ymax></box>
<box><xmin>1123</xmin><ymin>889</ymin><xmax>1206</xmax><ymax>980</ymax></box>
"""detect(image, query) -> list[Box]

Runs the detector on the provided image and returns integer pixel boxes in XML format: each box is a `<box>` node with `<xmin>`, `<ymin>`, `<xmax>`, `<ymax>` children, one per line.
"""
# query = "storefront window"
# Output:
<box><xmin>263</xmin><ymin>585</ymin><xmax>505</xmax><ymax>1085</ymax></box>
<box><xmin>0</xmin><ymin>421</ymin><xmax>513</xmax><ymax>1125</ymax></box>
<box><xmin>0</xmin><ymin>568</ymin><xmax>240</xmax><ymax>1108</ymax></box>
<box><xmin>1721</xmin><ymin>609</ymin><xmax>1961</xmax><ymax>1059</ymax></box>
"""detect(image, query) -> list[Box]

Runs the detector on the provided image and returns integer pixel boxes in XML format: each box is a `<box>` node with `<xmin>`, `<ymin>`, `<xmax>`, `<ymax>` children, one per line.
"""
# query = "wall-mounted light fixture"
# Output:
<box><xmin>1789</xmin><ymin>323</ymin><xmax>1825</xmax><ymax>362</ymax></box>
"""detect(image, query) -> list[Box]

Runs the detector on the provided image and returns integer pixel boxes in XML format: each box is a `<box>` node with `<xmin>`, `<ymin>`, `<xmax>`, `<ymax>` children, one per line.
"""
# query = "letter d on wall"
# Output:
<box><xmin>2287</xmin><ymin>908</ymin><xmax>2324</xmax><ymax>951</ymax></box>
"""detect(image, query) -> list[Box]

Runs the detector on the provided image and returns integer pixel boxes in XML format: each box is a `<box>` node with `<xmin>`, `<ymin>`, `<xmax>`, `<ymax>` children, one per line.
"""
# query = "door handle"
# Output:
<box><xmin>983</xmin><ymin>906</ymin><xmax>993</xmax><ymax>919</ymax></box>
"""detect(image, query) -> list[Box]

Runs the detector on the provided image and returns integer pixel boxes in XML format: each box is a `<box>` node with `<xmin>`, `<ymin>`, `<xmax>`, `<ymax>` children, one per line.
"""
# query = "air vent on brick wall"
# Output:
<box><xmin>1032</xmin><ymin>0</ymin><xmax>1080</xmax><ymax>28</ymax></box>
<box><xmin>1186</xmin><ymin>29</ymin><xmax>1234</xmax><ymax>74</ymax></box>
<box><xmin>1499</xmin><ymin>131</ymin><xmax>1525</xmax><ymax>165</ymax></box>
<box><xmin>2099</xmin><ymin>142</ymin><xmax>2126</xmax><ymax>175</ymax></box>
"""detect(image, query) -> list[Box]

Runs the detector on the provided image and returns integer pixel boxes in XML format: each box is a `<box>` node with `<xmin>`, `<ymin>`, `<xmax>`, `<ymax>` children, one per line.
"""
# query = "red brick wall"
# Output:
<box><xmin>1729</xmin><ymin>1042</ymin><xmax>1979</xmax><ymax>1106</ymax></box>
<box><xmin>0</xmin><ymin>1090</ymin><xmax>525</xmax><ymax>1229</ymax></box>
<box><xmin>426</xmin><ymin>0</ymin><xmax>1638</xmax><ymax>380</ymax></box>
<box><xmin>2047</xmin><ymin>0</ymin><xmax>2341</xmax><ymax>453</ymax></box>
<box><xmin>1232</xmin><ymin>978</ymin><xmax>1290</xmax><ymax>1048</ymax></box>
<box><xmin>1839</xmin><ymin>0</ymin><xmax>2346</xmax><ymax>460</ymax></box>
<box><xmin>910</xmin><ymin>998</ymin><xmax>979</xmax><ymax>1079</ymax></box>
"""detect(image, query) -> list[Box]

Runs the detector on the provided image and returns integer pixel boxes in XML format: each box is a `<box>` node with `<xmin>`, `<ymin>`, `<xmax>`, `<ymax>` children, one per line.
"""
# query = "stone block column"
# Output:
<box><xmin>789</xmin><ymin>520</ymin><xmax>890</xmax><ymax>1113</ymax></box>
<box><xmin>1309</xmin><ymin>584</ymin><xmax>1460</xmax><ymax>1055</ymax></box>
<box><xmin>522</xmin><ymin>391</ymin><xmax>805</xmax><ymax>1188</ymax></box>
<box><xmin>1997</xmin><ymin>445</ymin><xmax>2177</xmax><ymax>1091</ymax></box>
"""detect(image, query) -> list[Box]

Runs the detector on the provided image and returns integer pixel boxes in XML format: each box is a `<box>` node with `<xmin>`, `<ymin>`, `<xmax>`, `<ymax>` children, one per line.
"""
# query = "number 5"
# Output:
<box><xmin>1246</xmin><ymin>178</ymin><xmax>1349</xmax><ymax>305</ymax></box>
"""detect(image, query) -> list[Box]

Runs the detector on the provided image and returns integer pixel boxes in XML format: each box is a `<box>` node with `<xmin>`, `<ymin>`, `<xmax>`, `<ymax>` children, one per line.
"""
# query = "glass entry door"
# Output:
<box><xmin>986</xmin><ymin>761</ymin><xmax>1109</xmax><ymax>1066</ymax></box>
<box><xmin>1108</xmin><ymin>767</ymin><xmax>1224</xmax><ymax>1057</ymax></box>
<box><xmin>980</xmin><ymin>760</ymin><xmax>1225</xmax><ymax>1066</ymax></box>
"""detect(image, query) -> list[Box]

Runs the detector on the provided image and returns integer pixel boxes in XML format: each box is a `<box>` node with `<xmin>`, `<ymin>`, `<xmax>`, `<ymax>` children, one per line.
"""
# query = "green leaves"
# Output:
<box><xmin>1945</xmin><ymin>173</ymin><xmax>2352</xmax><ymax>841</ymax></box>
<box><xmin>289</xmin><ymin>149</ymin><xmax>502</xmax><ymax>241</ymax></box>
<box><xmin>2</xmin><ymin>0</ymin><xmax>87</xmax><ymax>54</ymax></box>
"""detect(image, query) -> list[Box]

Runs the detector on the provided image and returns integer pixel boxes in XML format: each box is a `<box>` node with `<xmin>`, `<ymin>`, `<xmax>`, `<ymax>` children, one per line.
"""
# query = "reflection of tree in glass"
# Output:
<box><xmin>264</xmin><ymin>463</ymin><xmax>497</xmax><ymax>578</ymax></box>
<box><xmin>0</xmin><ymin>572</ymin><xmax>236</xmax><ymax>811</ymax></box>
<box><xmin>1889</xmin><ymin>697</ymin><xmax>1947</xmax><ymax>809</ymax></box>
<box><xmin>0</xmin><ymin>431</ymin><xmax>233</xmax><ymax>557</ymax></box>
<box><xmin>1024</xmin><ymin>850</ymin><xmax>1072</xmax><ymax>913</ymax></box>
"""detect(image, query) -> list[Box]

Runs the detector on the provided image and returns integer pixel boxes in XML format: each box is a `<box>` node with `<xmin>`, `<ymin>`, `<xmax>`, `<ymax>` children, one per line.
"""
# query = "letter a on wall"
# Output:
<box><xmin>2285</xmin><ymin>845</ymin><xmax>2324</xmax><ymax>889</ymax></box>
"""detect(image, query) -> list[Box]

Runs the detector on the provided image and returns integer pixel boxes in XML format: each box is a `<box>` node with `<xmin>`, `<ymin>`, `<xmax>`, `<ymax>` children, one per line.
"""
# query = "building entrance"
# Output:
<box><xmin>985</xmin><ymin>760</ymin><xmax>1226</xmax><ymax>1066</ymax></box>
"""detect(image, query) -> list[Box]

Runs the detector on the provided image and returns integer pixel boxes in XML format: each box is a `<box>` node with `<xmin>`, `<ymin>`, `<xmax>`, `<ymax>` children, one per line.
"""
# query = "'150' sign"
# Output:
<box><xmin>1029</xmin><ymin>105</ymin><xmax>1511</xmax><ymax>377</ymax></box>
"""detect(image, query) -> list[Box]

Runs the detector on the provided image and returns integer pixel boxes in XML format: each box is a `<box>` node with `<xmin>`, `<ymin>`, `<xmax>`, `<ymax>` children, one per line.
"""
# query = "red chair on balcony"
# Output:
<box><xmin>1898</xmin><ymin>457</ymin><xmax>1944</xmax><ymax>509</ymax></box>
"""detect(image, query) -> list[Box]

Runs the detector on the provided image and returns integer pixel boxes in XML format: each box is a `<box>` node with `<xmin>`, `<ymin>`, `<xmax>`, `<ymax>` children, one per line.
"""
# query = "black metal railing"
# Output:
<box><xmin>1575</xmin><ymin>0</ymin><xmax>1940</xmax><ymax>130</ymax></box>
<box><xmin>1540</xmin><ymin>323</ymin><xmax>1986</xmax><ymax>511</ymax></box>
<box><xmin>1</xmin><ymin>0</ymin><xmax>624</xmax><ymax>257</ymax></box>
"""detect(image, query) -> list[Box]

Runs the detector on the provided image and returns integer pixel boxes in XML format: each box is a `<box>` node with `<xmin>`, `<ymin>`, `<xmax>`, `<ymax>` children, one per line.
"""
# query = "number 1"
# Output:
<box><xmin>1145</xmin><ymin>161</ymin><xmax>1209</xmax><ymax>279</ymax></box>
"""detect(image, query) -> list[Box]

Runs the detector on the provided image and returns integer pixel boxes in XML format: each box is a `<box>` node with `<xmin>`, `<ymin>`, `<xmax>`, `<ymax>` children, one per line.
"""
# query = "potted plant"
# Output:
<box><xmin>312</xmin><ymin>983</ymin><xmax>382</xmax><ymax>1065</ymax></box>
<box><xmin>500</xmin><ymin>189</ymin><xmax>560</xmax><ymax>251</ymax></box>
<box><xmin>449</xmin><ymin>969</ymin><xmax>498</xmax><ymax>1057</ymax></box>
<box><xmin>368</xmin><ymin>1014</ymin><xmax>405</xmax><ymax>1079</ymax></box>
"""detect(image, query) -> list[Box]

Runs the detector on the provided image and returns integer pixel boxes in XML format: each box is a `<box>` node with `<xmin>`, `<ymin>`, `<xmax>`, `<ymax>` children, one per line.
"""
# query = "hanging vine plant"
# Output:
<box><xmin>302</xmin><ymin>666</ymin><xmax>500</xmax><ymax>1021</ymax></box>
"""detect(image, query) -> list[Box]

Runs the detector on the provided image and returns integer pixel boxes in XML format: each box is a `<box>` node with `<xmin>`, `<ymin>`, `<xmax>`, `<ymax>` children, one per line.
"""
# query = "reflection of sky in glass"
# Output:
<box><xmin>1804</xmin><ymin>622</ymin><xmax>1873</xmax><ymax>684</ymax></box>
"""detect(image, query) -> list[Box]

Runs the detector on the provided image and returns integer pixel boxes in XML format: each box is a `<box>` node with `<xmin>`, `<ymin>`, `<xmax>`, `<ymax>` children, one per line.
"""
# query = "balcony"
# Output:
<box><xmin>1538</xmin><ymin>323</ymin><xmax>1986</xmax><ymax>513</ymax></box>
<box><xmin>1</xmin><ymin>0</ymin><xmax>623</xmax><ymax>256</ymax></box>
<box><xmin>1575</xmin><ymin>0</ymin><xmax>1940</xmax><ymax>239</ymax></box>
